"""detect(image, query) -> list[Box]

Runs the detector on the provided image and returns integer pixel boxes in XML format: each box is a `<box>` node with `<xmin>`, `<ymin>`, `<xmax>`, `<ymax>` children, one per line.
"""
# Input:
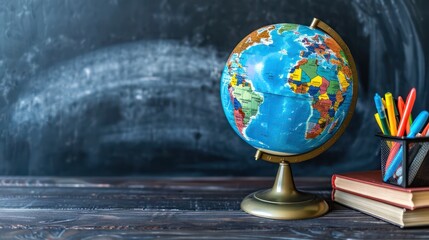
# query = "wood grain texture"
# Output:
<box><xmin>0</xmin><ymin>177</ymin><xmax>427</xmax><ymax>239</ymax></box>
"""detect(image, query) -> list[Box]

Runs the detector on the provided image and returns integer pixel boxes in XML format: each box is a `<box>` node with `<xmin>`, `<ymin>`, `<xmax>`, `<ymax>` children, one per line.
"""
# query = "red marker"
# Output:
<box><xmin>396</xmin><ymin>88</ymin><xmax>416</xmax><ymax>137</ymax></box>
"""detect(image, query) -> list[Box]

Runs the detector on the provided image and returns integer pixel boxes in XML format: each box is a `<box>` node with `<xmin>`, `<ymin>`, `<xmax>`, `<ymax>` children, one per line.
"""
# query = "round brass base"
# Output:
<box><xmin>240</xmin><ymin>161</ymin><xmax>329</xmax><ymax>220</ymax></box>
<box><xmin>241</xmin><ymin>189</ymin><xmax>329</xmax><ymax>220</ymax></box>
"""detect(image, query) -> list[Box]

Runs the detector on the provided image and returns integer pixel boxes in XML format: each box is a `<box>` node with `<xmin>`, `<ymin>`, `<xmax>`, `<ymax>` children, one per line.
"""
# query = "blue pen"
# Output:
<box><xmin>383</xmin><ymin>110</ymin><xmax>429</xmax><ymax>182</ymax></box>
<box><xmin>374</xmin><ymin>94</ymin><xmax>390</xmax><ymax>135</ymax></box>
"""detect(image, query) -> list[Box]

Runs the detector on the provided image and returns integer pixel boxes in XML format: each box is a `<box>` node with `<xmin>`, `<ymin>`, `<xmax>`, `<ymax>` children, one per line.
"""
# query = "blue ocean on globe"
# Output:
<box><xmin>220</xmin><ymin>23</ymin><xmax>354</xmax><ymax>154</ymax></box>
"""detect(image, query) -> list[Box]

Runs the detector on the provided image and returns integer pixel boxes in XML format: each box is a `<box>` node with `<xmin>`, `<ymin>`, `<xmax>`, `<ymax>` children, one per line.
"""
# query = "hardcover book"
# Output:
<box><xmin>333</xmin><ymin>190</ymin><xmax>429</xmax><ymax>228</ymax></box>
<box><xmin>332</xmin><ymin>171</ymin><xmax>429</xmax><ymax>210</ymax></box>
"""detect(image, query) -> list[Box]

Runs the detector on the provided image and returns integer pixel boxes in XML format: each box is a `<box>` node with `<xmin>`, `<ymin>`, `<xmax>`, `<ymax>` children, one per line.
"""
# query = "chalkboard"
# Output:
<box><xmin>0</xmin><ymin>0</ymin><xmax>428</xmax><ymax>176</ymax></box>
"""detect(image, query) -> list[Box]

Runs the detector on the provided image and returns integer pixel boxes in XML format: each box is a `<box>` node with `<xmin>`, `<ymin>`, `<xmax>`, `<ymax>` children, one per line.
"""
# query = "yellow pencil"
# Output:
<box><xmin>382</xmin><ymin>98</ymin><xmax>387</xmax><ymax>109</ymax></box>
<box><xmin>374</xmin><ymin>113</ymin><xmax>384</xmax><ymax>133</ymax></box>
<box><xmin>375</xmin><ymin>113</ymin><xmax>392</xmax><ymax>148</ymax></box>
<box><xmin>385</xmin><ymin>92</ymin><xmax>397</xmax><ymax>136</ymax></box>
<box><xmin>381</xmin><ymin>98</ymin><xmax>390</xmax><ymax>127</ymax></box>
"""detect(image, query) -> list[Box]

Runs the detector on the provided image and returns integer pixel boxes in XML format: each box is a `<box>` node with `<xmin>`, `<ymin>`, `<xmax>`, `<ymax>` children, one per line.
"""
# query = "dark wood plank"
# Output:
<box><xmin>0</xmin><ymin>177</ymin><xmax>331</xmax><ymax>190</ymax></box>
<box><xmin>0</xmin><ymin>209</ymin><xmax>426</xmax><ymax>239</ymax></box>
<box><xmin>0</xmin><ymin>177</ymin><xmax>426</xmax><ymax>239</ymax></box>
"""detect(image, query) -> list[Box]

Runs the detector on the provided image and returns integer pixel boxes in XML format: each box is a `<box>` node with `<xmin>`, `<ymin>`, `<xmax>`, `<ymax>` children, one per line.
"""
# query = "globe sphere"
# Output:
<box><xmin>220</xmin><ymin>23</ymin><xmax>355</xmax><ymax>155</ymax></box>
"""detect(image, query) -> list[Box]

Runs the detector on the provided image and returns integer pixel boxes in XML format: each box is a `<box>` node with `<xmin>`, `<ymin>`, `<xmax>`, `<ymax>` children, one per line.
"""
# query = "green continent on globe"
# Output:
<box><xmin>228</xmin><ymin>73</ymin><xmax>263</xmax><ymax>135</ymax></box>
<box><xmin>287</xmin><ymin>35</ymin><xmax>352</xmax><ymax>139</ymax></box>
<box><xmin>277</xmin><ymin>24</ymin><xmax>299</xmax><ymax>34</ymax></box>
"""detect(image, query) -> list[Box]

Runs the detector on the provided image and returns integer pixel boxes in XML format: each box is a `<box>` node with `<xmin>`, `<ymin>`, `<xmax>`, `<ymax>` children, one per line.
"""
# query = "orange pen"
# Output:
<box><xmin>397</xmin><ymin>96</ymin><xmax>404</xmax><ymax>116</ymax></box>
<box><xmin>398</xmin><ymin>96</ymin><xmax>410</xmax><ymax>134</ymax></box>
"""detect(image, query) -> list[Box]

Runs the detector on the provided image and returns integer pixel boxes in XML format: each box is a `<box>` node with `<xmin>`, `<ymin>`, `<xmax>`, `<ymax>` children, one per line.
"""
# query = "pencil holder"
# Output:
<box><xmin>378</xmin><ymin>133</ymin><xmax>429</xmax><ymax>188</ymax></box>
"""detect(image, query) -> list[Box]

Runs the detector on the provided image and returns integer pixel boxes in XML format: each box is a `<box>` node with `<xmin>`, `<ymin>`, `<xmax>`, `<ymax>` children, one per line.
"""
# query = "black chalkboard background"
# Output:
<box><xmin>0</xmin><ymin>0</ymin><xmax>428</xmax><ymax>176</ymax></box>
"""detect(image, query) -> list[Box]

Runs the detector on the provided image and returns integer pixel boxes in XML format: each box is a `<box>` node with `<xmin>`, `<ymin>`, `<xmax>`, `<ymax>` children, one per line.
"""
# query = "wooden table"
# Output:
<box><xmin>0</xmin><ymin>177</ymin><xmax>427</xmax><ymax>239</ymax></box>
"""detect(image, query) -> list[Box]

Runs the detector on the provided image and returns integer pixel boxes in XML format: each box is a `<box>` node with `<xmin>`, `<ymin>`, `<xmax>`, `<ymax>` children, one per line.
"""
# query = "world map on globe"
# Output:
<box><xmin>220</xmin><ymin>23</ymin><xmax>354</xmax><ymax>154</ymax></box>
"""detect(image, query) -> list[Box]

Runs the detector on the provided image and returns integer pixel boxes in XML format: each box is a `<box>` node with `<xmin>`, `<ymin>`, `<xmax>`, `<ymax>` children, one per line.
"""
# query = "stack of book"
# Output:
<box><xmin>332</xmin><ymin>171</ymin><xmax>429</xmax><ymax>228</ymax></box>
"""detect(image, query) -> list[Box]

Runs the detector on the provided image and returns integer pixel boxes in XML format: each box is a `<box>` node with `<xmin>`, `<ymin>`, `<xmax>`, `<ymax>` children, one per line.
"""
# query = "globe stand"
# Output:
<box><xmin>236</xmin><ymin>18</ymin><xmax>358</xmax><ymax>220</ymax></box>
<box><xmin>241</xmin><ymin>160</ymin><xmax>328</xmax><ymax>220</ymax></box>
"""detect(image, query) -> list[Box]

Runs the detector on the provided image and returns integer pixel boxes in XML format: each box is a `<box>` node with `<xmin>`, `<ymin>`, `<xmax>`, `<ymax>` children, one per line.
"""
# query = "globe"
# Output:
<box><xmin>220</xmin><ymin>23</ymin><xmax>357</xmax><ymax>157</ymax></box>
<box><xmin>221</xmin><ymin>19</ymin><xmax>358</xmax><ymax>220</ymax></box>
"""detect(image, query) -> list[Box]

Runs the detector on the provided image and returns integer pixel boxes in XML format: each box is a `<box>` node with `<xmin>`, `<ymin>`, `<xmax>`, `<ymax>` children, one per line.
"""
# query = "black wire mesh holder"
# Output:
<box><xmin>377</xmin><ymin>133</ymin><xmax>429</xmax><ymax>188</ymax></box>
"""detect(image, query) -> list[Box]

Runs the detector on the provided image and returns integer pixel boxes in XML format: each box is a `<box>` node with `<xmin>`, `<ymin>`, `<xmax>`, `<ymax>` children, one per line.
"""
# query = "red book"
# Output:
<box><xmin>332</xmin><ymin>171</ymin><xmax>429</xmax><ymax>210</ymax></box>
